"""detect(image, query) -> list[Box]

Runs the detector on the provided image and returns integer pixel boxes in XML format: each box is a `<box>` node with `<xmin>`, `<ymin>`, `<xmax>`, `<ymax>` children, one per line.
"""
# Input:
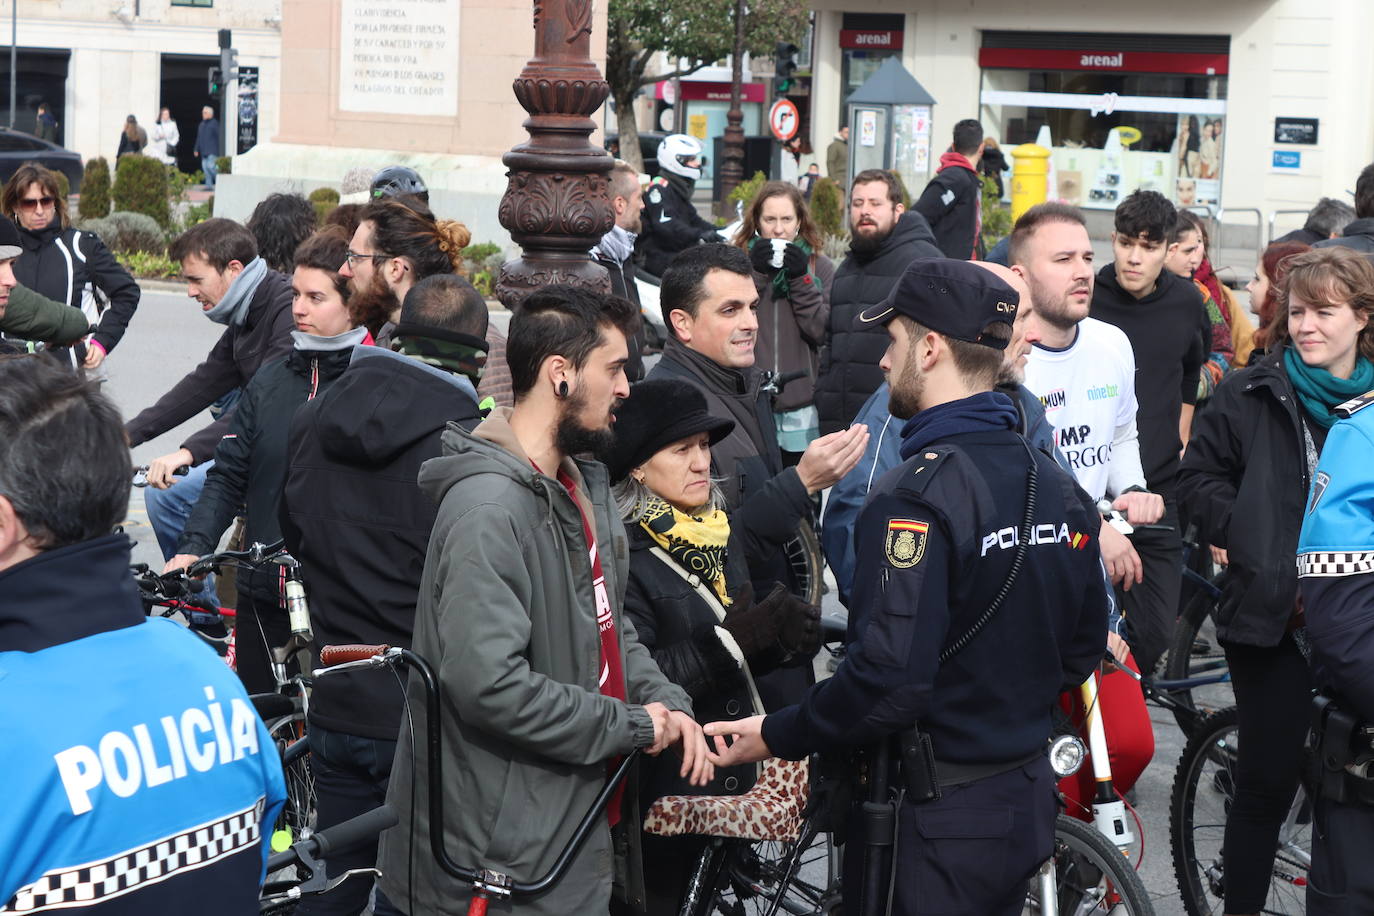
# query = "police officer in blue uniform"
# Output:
<box><xmin>0</xmin><ymin>356</ymin><xmax>286</xmax><ymax>913</ymax></box>
<box><xmin>704</xmin><ymin>258</ymin><xmax>1108</xmax><ymax>914</ymax></box>
<box><xmin>1297</xmin><ymin>389</ymin><xmax>1374</xmax><ymax>914</ymax></box>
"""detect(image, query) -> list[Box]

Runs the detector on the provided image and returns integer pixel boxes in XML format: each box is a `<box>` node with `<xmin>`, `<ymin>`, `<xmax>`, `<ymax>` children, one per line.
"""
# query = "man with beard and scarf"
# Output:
<box><xmin>126</xmin><ymin>218</ymin><xmax>294</xmax><ymax>591</ymax></box>
<box><xmin>815</xmin><ymin>168</ymin><xmax>943</xmax><ymax>437</ymax></box>
<box><xmin>647</xmin><ymin>243</ymin><xmax>865</xmax><ymax>709</ymax></box>
<box><xmin>338</xmin><ymin>196</ymin><xmax>470</xmax><ymax>347</ymax></box>
<box><xmin>373</xmin><ymin>285</ymin><xmax>711</xmax><ymax>916</ymax></box>
<box><xmin>914</xmin><ymin>119</ymin><xmax>987</xmax><ymax>260</ymax></box>
<box><xmin>702</xmin><ymin>258</ymin><xmax>1107</xmax><ymax>915</ymax></box>
<box><xmin>593</xmin><ymin>159</ymin><xmax>649</xmax><ymax>380</ymax></box>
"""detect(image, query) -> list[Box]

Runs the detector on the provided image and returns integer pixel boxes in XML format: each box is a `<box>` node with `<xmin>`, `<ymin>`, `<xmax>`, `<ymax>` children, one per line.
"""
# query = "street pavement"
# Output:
<box><xmin>108</xmin><ymin>283</ymin><xmax>1202</xmax><ymax>913</ymax></box>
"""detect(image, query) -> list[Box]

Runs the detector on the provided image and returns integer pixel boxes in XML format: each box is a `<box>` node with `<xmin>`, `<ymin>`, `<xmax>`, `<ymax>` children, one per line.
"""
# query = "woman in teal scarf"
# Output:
<box><xmin>1178</xmin><ymin>246</ymin><xmax>1374</xmax><ymax>914</ymax></box>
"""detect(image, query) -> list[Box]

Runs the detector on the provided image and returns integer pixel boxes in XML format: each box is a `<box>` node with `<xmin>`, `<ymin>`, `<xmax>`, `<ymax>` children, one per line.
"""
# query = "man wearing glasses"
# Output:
<box><xmin>338</xmin><ymin>196</ymin><xmax>467</xmax><ymax>347</ymax></box>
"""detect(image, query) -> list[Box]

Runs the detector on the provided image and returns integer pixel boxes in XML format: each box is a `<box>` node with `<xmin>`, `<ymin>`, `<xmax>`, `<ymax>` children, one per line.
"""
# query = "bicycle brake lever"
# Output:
<box><xmin>321</xmin><ymin>867</ymin><xmax>382</xmax><ymax>894</ymax></box>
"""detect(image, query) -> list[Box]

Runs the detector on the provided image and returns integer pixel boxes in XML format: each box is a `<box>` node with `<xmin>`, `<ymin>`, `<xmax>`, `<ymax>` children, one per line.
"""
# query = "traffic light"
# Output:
<box><xmin>216</xmin><ymin>28</ymin><xmax>238</xmax><ymax>94</ymax></box>
<box><xmin>774</xmin><ymin>42</ymin><xmax>799</xmax><ymax>95</ymax></box>
<box><xmin>208</xmin><ymin>66</ymin><xmax>222</xmax><ymax>97</ymax></box>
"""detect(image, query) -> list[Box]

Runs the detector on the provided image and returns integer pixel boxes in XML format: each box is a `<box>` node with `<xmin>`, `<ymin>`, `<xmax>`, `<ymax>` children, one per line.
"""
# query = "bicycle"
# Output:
<box><xmin>294</xmin><ymin>643</ymin><xmax>641</xmax><ymax>915</ymax></box>
<box><xmin>140</xmin><ymin>540</ymin><xmax>319</xmax><ymax>854</ymax></box>
<box><xmin>1100</xmin><ymin>506</ymin><xmax>1233</xmax><ymax>737</ymax></box>
<box><xmin>650</xmin><ymin>611</ymin><xmax>1151</xmax><ymax>916</ymax></box>
<box><xmin>640</xmin><ymin>736</ymin><xmax>1151</xmax><ymax>916</ymax></box>
<box><xmin>1158</xmin><ymin>545</ymin><xmax>1232</xmax><ymax>736</ymax></box>
<box><xmin>1169</xmin><ymin>706</ymin><xmax>1312</xmax><ymax>916</ymax></box>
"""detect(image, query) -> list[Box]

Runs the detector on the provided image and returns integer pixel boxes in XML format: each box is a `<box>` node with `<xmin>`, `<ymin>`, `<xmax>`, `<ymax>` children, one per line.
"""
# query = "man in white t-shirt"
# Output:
<box><xmin>1010</xmin><ymin>203</ymin><xmax>1164</xmax><ymax>603</ymax></box>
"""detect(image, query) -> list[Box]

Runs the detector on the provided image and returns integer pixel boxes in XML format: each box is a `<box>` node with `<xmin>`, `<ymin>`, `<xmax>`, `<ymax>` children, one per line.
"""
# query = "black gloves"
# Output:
<box><xmin>776</xmin><ymin>595</ymin><xmax>822</xmax><ymax>658</ymax></box>
<box><xmin>722</xmin><ymin>582</ymin><xmax>822</xmax><ymax>662</ymax></box>
<box><xmin>749</xmin><ymin>238</ymin><xmax>809</xmax><ymax>280</ymax></box>
<box><xmin>749</xmin><ymin>238</ymin><xmax>778</xmax><ymax>273</ymax></box>
<box><xmin>720</xmin><ymin>583</ymin><xmax>779</xmax><ymax>658</ymax></box>
<box><xmin>780</xmin><ymin>242</ymin><xmax>810</xmax><ymax>279</ymax></box>
<box><xmin>699</xmin><ymin>227</ymin><xmax>724</xmax><ymax>243</ymax></box>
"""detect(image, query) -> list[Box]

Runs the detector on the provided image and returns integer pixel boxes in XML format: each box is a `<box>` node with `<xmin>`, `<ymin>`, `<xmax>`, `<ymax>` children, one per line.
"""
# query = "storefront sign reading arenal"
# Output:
<box><xmin>979</xmin><ymin>47</ymin><xmax>1228</xmax><ymax>76</ymax></box>
<box><xmin>840</xmin><ymin>30</ymin><xmax>903</xmax><ymax>51</ymax></box>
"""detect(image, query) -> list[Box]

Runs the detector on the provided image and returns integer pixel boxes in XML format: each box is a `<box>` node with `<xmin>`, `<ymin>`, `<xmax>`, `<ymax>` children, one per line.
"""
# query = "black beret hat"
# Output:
<box><xmin>608</xmin><ymin>380</ymin><xmax>735</xmax><ymax>483</ymax></box>
<box><xmin>858</xmin><ymin>257</ymin><xmax>1019</xmax><ymax>349</ymax></box>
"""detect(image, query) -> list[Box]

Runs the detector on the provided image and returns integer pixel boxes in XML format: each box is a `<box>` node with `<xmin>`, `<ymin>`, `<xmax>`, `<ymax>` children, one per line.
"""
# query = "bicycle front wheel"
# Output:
<box><xmin>1024</xmin><ymin>814</ymin><xmax>1153</xmax><ymax>915</ymax></box>
<box><xmin>267</xmin><ymin>712</ymin><xmax>316</xmax><ymax>847</ymax></box>
<box><xmin>783</xmin><ymin>523</ymin><xmax>824</xmax><ymax>607</ymax></box>
<box><xmin>1162</xmin><ymin>575</ymin><xmax>1232</xmax><ymax>736</ymax></box>
<box><xmin>1169</xmin><ymin>706</ymin><xmax>1309</xmax><ymax>916</ymax></box>
<box><xmin>689</xmin><ymin>830</ymin><xmax>840</xmax><ymax>916</ymax></box>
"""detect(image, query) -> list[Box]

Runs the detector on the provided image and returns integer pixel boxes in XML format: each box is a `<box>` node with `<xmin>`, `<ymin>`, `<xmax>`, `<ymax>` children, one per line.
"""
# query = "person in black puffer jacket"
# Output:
<box><xmin>279</xmin><ymin>274</ymin><xmax>488</xmax><ymax>916</ymax></box>
<box><xmin>609</xmin><ymin>379</ymin><xmax>819</xmax><ymax>916</ymax></box>
<box><xmin>816</xmin><ymin>169</ymin><xmax>942</xmax><ymax>435</ymax></box>
<box><xmin>1</xmin><ymin>162</ymin><xmax>139</xmax><ymax>370</ymax></box>
<box><xmin>166</xmin><ymin>228</ymin><xmax>372</xmax><ymax>695</ymax></box>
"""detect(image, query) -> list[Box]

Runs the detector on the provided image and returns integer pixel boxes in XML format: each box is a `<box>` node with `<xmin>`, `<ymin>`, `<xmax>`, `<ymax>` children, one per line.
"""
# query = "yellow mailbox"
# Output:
<box><xmin>1010</xmin><ymin>143</ymin><xmax>1051</xmax><ymax>224</ymax></box>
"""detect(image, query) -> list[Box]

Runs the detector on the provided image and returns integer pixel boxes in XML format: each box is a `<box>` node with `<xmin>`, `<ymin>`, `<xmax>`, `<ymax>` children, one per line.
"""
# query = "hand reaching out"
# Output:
<box><xmin>702</xmin><ymin>715</ymin><xmax>773</xmax><ymax>767</ymax></box>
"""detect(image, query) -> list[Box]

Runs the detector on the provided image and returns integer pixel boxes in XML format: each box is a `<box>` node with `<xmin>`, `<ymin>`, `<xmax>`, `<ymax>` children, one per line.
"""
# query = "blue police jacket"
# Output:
<box><xmin>1298</xmin><ymin>392</ymin><xmax>1374</xmax><ymax>722</ymax></box>
<box><xmin>1</xmin><ymin>534</ymin><xmax>286</xmax><ymax>913</ymax></box>
<box><xmin>767</xmin><ymin>392</ymin><xmax>1108</xmax><ymax>765</ymax></box>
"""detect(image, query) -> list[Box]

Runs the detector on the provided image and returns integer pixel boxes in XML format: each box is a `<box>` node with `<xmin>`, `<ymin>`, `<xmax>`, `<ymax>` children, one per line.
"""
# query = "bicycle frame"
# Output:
<box><xmin>1077</xmin><ymin>671</ymin><xmax>1136</xmax><ymax>850</ymax></box>
<box><xmin>314</xmin><ymin>645</ymin><xmax>638</xmax><ymax>915</ymax></box>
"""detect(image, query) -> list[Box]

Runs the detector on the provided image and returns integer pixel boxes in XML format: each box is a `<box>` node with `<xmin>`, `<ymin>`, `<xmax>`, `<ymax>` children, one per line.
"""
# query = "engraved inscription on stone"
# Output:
<box><xmin>339</xmin><ymin>0</ymin><xmax>460</xmax><ymax>116</ymax></box>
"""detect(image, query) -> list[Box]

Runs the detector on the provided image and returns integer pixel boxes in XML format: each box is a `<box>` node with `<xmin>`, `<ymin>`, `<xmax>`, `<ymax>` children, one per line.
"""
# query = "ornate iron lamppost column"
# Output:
<box><xmin>496</xmin><ymin>0</ymin><xmax>615</xmax><ymax>307</ymax></box>
<box><xmin>715</xmin><ymin>0</ymin><xmax>747</xmax><ymax>217</ymax></box>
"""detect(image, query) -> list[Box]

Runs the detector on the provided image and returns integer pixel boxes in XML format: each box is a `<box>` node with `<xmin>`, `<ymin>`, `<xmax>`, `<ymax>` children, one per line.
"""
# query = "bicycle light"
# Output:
<box><xmin>1049</xmin><ymin>734</ymin><xmax>1087</xmax><ymax>778</ymax></box>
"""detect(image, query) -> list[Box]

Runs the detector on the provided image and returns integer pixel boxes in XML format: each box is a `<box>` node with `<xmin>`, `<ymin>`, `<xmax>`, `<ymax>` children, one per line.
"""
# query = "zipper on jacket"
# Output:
<box><xmin>308</xmin><ymin>357</ymin><xmax>320</xmax><ymax>399</ymax></box>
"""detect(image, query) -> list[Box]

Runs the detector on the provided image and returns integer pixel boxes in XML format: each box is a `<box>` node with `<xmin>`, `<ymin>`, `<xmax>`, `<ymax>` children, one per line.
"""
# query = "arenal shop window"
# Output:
<box><xmin>978</xmin><ymin>32</ymin><xmax>1229</xmax><ymax>210</ymax></box>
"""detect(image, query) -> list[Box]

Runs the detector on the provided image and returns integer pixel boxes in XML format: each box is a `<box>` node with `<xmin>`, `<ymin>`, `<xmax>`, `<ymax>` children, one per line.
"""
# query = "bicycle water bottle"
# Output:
<box><xmin>285</xmin><ymin>577</ymin><xmax>311</xmax><ymax>638</ymax></box>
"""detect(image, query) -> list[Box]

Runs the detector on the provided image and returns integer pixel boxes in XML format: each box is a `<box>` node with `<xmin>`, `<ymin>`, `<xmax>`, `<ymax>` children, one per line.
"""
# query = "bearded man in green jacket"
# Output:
<box><xmin>376</xmin><ymin>285</ymin><xmax>712</xmax><ymax>915</ymax></box>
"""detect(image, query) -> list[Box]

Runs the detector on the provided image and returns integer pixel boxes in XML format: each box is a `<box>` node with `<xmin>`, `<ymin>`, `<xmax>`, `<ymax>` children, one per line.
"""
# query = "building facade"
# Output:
<box><xmin>807</xmin><ymin>0</ymin><xmax>1374</xmax><ymax>237</ymax></box>
<box><xmin>3</xmin><ymin>0</ymin><xmax>281</xmax><ymax>172</ymax></box>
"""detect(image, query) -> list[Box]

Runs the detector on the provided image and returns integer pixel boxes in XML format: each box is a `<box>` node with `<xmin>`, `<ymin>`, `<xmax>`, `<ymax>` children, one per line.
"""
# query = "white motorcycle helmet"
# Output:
<box><xmin>657</xmin><ymin>134</ymin><xmax>704</xmax><ymax>181</ymax></box>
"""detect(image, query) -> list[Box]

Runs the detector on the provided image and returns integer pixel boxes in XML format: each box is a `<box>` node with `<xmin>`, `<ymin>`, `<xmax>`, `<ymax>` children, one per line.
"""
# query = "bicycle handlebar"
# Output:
<box><xmin>312</xmin><ymin>644</ymin><xmax>640</xmax><ymax>900</ymax></box>
<box><xmin>264</xmin><ymin>805</ymin><xmax>399</xmax><ymax>874</ymax></box>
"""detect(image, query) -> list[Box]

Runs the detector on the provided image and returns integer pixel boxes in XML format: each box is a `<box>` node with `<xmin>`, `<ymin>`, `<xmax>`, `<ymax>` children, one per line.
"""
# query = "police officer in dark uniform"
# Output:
<box><xmin>1298</xmin><ymin>389</ymin><xmax>1374</xmax><ymax>914</ymax></box>
<box><xmin>638</xmin><ymin>134</ymin><xmax>723</xmax><ymax>279</ymax></box>
<box><xmin>704</xmin><ymin>258</ymin><xmax>1108</xmax><ymax>914</ymax></box>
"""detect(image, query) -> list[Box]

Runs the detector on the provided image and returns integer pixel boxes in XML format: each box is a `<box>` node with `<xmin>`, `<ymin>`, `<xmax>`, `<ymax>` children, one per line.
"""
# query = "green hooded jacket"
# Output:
<box><xmin>1</xmin><ymin>284</ymin><xmax>91</xmax><ymax>344</ymax></box>
<box><xmin>377</xmin><ymin>409</ymin><xmax>692</xmax><ymax>915</ymax></box>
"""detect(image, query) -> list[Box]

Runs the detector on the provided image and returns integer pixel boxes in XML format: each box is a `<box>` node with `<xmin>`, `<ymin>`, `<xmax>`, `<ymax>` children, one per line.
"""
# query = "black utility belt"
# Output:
<box><xmin>892</xmin><ymin>727</ymin><xmax>1041</xmax><ymax>805</ymax></box>
<box><xmin>933</xmin><ymin>750</ymin><xmax>1042</xmax><ymax>789</ymax></box>
<box><xmin>1310</xmin><ymin>693</ymin><xmax>1374</xmax><ymax>807</ymax></box>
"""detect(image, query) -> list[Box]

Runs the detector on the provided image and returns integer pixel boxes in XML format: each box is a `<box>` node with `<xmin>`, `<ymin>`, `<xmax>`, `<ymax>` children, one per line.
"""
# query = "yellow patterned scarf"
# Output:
<box><xmin>638</xmin><ymin>495</ymin><xmax>732</xmax><ymax>605</ymax></box>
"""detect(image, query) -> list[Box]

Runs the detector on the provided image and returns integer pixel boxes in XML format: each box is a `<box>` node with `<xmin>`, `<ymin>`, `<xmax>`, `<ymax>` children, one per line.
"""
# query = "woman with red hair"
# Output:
<box><xmin>1248</xmin><ymin>240</ymin><xmax>1311</xmax><ymax>359</ymax></box>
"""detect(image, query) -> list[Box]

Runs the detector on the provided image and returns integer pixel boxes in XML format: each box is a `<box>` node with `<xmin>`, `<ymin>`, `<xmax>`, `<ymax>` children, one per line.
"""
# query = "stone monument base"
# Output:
<box><xmin>211</xmin><ymin>141</ymin><xmax>516</xmax><ymax>251</ymax></box>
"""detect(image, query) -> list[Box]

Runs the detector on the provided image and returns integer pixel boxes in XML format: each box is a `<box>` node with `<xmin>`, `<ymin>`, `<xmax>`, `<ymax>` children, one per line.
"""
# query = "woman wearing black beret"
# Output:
<box><xmin>609</xmin><ymin>379</ymin><xmax>821</xmax><ymax>915</ymax></box>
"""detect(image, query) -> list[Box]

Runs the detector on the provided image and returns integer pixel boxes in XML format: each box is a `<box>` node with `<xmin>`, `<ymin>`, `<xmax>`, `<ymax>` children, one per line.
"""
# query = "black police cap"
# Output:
<box><xmin>858</xmin><ymin>258</ymin><xmax>1019</xmax><ymax>350</ymax></box>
